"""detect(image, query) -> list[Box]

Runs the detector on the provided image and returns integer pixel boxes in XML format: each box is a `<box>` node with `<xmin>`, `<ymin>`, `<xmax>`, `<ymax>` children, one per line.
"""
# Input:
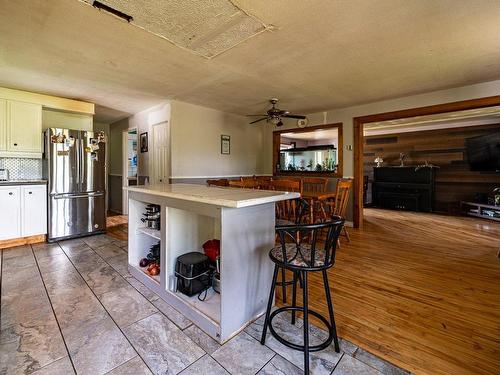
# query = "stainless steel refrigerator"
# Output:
<box><xmin>44</xmin><ymin>128</ymin><xmax>107</xmax><ymax>242</ymax></box>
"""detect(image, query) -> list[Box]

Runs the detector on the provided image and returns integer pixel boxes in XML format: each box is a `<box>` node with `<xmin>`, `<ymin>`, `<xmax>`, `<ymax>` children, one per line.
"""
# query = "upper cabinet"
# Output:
<box><xmin>0</xmin><ymin>99</ymin><xmax>42</xmax><ymax>157</ymax></box>
<box><xmin>0</xmin><ymin>99</ymin><xmax>6</xmax><ymax>151</ymax></box>
<box><xmin>8</xmin><ymin>101</ymin><xmax>42</xmax><ymax>153</ymax></box>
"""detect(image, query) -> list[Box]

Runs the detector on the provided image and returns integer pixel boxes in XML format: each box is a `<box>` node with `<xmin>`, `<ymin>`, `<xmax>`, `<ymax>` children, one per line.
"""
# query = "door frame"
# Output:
<box><xmin>353</xmin><ymin>94</ymin><xmax>500</xmax><ymax>228</ymax></box>
<box><xmin>122</xmin><ymin>128</ymin><xmax>138</xmax><ymax>214</ymax></box>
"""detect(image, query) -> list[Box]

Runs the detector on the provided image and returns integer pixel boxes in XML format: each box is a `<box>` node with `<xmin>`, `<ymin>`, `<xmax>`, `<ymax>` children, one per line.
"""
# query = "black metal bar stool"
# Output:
<box><xmin>261</xmin><ymin>217</ymin><xmax>344</xmax><ymax>375</ymax></box>
<box><xmin>274</xmin><ymin>198</ymin><xmax>309</xmax><ymax>304</ymax></box>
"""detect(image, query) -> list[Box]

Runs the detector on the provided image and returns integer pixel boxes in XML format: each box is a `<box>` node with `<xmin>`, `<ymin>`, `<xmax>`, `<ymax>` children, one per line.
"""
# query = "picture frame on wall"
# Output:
<box><xmin>140</xmin><ymin>132</ymin><xmax>148</xmax><ymax>153</ymax></box>
<box><xmin>221</xmin><ymin>135</ymin><xmax>230</xmax><ymax>155</ymax></box>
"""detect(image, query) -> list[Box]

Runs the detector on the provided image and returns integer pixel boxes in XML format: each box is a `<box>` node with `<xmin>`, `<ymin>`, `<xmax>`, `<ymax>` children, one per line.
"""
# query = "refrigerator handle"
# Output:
<box><xmin>76</xmin><ymin>137</ymin><xmax>81</xmax><ymax>192</ymax></box>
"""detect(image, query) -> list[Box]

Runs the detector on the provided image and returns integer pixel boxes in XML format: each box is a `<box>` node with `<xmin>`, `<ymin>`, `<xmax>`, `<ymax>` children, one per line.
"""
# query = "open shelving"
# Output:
<box><xmin>136</xmin><ymin>226</ymin><xmax>161</xmax><ymax>240</ymax></box>
<box><xmin>461</xmin><ymin>201</ymin><xmax>500</xmax><ymax>222</ymax></box>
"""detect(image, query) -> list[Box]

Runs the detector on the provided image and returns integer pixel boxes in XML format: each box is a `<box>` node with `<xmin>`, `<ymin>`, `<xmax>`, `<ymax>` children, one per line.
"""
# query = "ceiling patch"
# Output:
<box><xmin>84</xmin><ymin>0</ymin><xmax>269</xmax><ymax>58</ymax></box>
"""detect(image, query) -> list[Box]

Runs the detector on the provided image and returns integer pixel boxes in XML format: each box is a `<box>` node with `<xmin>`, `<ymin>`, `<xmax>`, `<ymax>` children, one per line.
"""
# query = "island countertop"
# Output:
<box><xmin>125</xmin><ymin>183</ymin><xmax>300</xmax><ymax>208</ymax></box>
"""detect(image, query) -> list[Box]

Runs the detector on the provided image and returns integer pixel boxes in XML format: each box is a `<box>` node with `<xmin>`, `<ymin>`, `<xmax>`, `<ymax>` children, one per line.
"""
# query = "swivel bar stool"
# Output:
<box><xmin>261</xmin><ymin>217</ymin><xmax>344</xmax><ymax>375</ymax></box>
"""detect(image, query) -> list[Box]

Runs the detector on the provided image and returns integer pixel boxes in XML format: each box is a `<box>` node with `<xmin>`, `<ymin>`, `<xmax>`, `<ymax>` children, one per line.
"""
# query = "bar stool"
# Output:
<box><xmin>261</xmin><ymin>218</ymin><xmax>344</xmax><ymax>375</ymax></box>
<box><xmin>275</xmin><ymin>198</ymin><xmax>309</xmax><ymax>304</ymax></box>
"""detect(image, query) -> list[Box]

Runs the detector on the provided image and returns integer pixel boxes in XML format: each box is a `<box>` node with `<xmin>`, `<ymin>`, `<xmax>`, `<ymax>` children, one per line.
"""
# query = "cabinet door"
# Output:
<box><xmin>21</xmin><ymin>185</ymin><xmax>47</xmax><ymax>237</ymax></box>
<box><xmin>0</xmin><ymin>99</ymin><xmax>6</xmax><ymax>151</ymax></box>
<box><xmin>8</xmin><ymin>100</ymin><xmax>42</xmax><ymax>153</ymax></box>
<box><xmin>0</xmin><ymin>186</ymin><xmax>21</xmax><ymax>240</ymax></box>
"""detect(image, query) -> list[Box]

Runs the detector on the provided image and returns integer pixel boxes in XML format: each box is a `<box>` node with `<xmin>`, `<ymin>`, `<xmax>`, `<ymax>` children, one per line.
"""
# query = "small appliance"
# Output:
<box><xmin>0</xmin><ymin>169</ymin><xmax>9</xmax><ymax>181</ymax></box>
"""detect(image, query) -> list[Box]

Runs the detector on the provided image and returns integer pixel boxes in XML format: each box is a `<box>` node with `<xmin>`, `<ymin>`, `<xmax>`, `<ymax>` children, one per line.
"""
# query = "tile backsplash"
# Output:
<box><xmin>0</xmin><ymin>157</ymin><xmax>43</xmax><ymax>180</ymax></box>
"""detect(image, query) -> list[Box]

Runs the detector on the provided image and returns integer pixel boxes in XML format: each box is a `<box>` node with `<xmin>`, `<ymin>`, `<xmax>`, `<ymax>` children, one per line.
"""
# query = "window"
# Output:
<box><xmin>273</xmin><ymin>123</ymin><xmax>343</xmax><ymax>177</ymax></box>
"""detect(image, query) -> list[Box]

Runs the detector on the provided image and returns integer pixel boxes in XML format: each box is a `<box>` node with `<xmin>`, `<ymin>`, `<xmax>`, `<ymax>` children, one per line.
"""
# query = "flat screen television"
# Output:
<box><xmin>466</xmin><ymin>132</ymin><xmax>500</xmax><ymax>172</ymax></box>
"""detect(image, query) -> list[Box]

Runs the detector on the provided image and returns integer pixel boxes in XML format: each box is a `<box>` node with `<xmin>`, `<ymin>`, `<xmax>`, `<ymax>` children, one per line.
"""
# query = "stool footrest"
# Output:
<box><xmin>268</xmin><ymin>306</ymin><xmax>334</xmax><ymax>352</ymax></box>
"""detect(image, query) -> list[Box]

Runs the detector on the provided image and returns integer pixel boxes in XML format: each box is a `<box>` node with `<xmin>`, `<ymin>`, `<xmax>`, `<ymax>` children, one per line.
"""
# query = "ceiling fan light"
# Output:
<box><xmin>270</xmin><ymin>117</ymin><xmax>280</xmax><ymax>125</ymax></box>
<box><xmin>276</xmin><ymin>120</ymin><xmax>283</xmax><ymax>127</ymax></box>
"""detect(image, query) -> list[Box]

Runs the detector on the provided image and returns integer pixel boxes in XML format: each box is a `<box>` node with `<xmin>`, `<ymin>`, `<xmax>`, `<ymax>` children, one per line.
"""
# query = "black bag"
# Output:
<box><xmin>175</xmin><ymin>252</ymin><xmax>211</xmax><ymax>297</ymax></box>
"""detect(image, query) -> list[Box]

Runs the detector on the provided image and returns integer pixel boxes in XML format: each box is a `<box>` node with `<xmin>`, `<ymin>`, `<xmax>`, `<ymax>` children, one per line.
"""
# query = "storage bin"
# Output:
<box><xmin>175</xmin><ymin>252</ymin><xmax>211</xmax><ymax>296</ymax></box>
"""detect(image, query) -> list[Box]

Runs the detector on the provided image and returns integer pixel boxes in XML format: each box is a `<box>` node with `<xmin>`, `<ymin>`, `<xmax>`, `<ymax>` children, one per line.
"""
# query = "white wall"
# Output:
<box><xmin>262</xmin><ymin>79</ymin><xmax>500</xmax><ymax>177</ymax></box>
<box><xmin>170</xmin><ymin>100</ymin><xmax>267</xmax><ymax>178</ymax></box>
<box><xmin>108</xmin><ymin>102</ymin><xmax>171</xmax><ymax>178</ymax></box>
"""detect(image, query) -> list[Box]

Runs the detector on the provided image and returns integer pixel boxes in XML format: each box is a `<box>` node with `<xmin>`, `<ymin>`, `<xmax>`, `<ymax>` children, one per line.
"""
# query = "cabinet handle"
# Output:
<box><xmin>8</xmin><ymin>192</ymin><xmax>13</xmax><ymax>195</ymax></box>
<box><xmin>13</xmin><ymin>143</ymin><xmax>18</xmax><ymax>146</ymax></box>
<box><xmin>28</xmin><ymin>191</ymin><xmax>32</xmax><ymax>194</ymax></box>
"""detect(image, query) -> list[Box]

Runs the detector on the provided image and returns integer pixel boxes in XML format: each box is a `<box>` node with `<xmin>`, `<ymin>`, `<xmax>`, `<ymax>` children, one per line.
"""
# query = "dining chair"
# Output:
<box><xmin>206</xmin><ymin>179</ymin><xmax>229</xmax><ymax>187</ymax></box>
<box><xmin>320</xmin><ymin>178</ymin><xmax>352</xmax><ymax>243</ymax></box>
<box><xmin>269</xmin><ymin>179</ymin><xmax>302</xmax><ymax>225</ymax></box>
<box><xmin>301</xmin><ymin>177</ymin><xmax>328</xmax><ymax>222</ymax></box>
<box><xmin>301</xmin><ymin>177</ymin><xmax>328</xmax><ymax>194</ymax></box>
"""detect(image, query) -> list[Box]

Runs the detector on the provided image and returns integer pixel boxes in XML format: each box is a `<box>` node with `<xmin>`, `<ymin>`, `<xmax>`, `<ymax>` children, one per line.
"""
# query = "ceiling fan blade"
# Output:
<box><xmin>282</xmin><ymin>114</ymin><xmax>306</xmax><ymax>119</ymax></box>
<box><xmin>246</xmin><ymin>114</ymin><xmax>268</xmax><ymax>117</ymax></box>
<box><xmin>249</xmin><ymin>117</ymin><xmax>268</xmax><ymax>124</ymax></box>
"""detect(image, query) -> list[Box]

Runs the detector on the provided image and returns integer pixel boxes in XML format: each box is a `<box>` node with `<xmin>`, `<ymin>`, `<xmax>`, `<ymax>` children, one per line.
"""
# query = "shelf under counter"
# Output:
<box><xmin>136</xmin><ymin>226</ymin><xmax>161</xmax><ymax>240</ymax></box>
<box><xmin>126</xmin><ymin>184</ymin><xmax>297</xmax><ymax>343</ymax></box>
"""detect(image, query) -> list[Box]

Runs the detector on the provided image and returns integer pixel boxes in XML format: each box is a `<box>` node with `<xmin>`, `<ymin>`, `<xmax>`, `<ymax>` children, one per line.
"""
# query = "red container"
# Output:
<box><xmin>202</xmin><ymin>239</ymin><xmax>220</xmax><ymax>262</ymax></box>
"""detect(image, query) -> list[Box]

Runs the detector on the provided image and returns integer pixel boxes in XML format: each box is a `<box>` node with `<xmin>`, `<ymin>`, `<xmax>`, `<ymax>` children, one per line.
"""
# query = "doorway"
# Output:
<box><xmin>353</xmin><ymin>94</ymin><xmax>500</xmax><ymax>228</ymax></box>
<box><xmin>122</xmin><ymin>128</ymin><xmax>138</xmax><ymax>214</ymax></box>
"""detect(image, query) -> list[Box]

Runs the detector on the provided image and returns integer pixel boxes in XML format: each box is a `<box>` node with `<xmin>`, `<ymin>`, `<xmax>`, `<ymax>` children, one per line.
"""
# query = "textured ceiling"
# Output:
<box><xmin>1</xmin><ymin>0</ymin><xmax>500</xmax><ymax>123</ymax></box>
<box><xmin>86</xmin><ymin>0</ymin><xmax>268</xmax><ymax>58</ymax></box>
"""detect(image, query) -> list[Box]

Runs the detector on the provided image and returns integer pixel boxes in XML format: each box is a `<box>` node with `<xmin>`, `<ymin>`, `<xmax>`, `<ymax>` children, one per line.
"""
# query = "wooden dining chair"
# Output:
<box><xmin>320</xmin><ymin>178</ymin><xmax>352</xmax><ymax>243</ymax></box>
<box><xmin>301</xmin><ymin>177</ymin><xmax>328</xmax><ymax>222</ymax></box>
<box><xmin>256</xmin><ymin>176</ymin><xmax>273</xmax><ymax>190</ymax></box>
<box><xmin>269</xmin><ymin>179</ymin><xmax>302</xmax><ymax>225</ymax></box>
<box><xmin>228</xmin><ymin>180</ymin><xmax>246</xmax><ymax>188</ymax></box>
<box><xmin>301</xmin><ymin>177</ymin><xmax>328</xmax><ymax>194</ymax></box>
<box><xmin>207</xmin><ymin>179</ymin><xmax>229</xmax><ymax>187</ymax></box>
<box><xmin>229</xmin><ymin>179</ymin><xmax>260</xmax><ymax>189</ymax></box>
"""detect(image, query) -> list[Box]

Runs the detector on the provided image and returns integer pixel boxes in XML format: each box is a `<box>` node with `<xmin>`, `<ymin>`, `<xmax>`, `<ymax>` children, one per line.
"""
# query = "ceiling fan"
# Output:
<box><xmin>247</xmin><ymin>99</ymin><xmax>306</xmax><ymax>126</ymax></box>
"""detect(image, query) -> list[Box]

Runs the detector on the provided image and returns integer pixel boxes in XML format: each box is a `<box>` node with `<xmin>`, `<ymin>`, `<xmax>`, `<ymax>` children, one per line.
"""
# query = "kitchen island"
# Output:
<box><xmin>125</xmin><ymin>183</ymin><xmax>300</xmax><ymax>343</ymax></box>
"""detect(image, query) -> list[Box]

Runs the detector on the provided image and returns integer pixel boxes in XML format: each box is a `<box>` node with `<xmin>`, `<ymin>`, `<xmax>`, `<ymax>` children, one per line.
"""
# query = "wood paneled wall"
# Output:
<box><xmin>364</xmin><ymin>124</ymin><xmax>500</xmax><ymax>213</ymax></box>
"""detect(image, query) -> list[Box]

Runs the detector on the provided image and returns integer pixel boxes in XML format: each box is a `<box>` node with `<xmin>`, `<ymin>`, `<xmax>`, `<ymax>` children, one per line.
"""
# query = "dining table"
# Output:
<box><xmin>301</xmin><ymin>190</ymin><xmax>337</xmax><ymax>222</ymax></box>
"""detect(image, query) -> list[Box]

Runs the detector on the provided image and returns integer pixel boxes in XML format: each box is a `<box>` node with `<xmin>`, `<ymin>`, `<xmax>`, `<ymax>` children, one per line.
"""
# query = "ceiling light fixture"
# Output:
<box><xmin>92</xmin><ymin>1</ymin><xmax>133</xmax><ymax>22</ymax></box>
<box><xmin>270</xmin><ymin>117</ymin><xmax>280</xmax><ymax>125</ymax></box>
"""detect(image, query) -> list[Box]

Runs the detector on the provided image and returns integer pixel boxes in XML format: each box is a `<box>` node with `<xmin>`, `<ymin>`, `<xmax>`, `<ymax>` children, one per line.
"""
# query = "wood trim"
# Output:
<box><xmin>0</xmin><ymin>86</ymin><xmax>94</xmax><ymax>114</ymax></box>
<box><xmin>273</xmin><ymin>122</ymin><xmax>343</xmax><ymax>177</ymax></box>
<box><xmin>352</xmin><ymin>94</ymin><xmax>500</xmax><ymax>228</ymax></box>
<box><xmin>0</xmin><ymin>234</ymin><xmax>46</xmax><ymax>249</ymax></box>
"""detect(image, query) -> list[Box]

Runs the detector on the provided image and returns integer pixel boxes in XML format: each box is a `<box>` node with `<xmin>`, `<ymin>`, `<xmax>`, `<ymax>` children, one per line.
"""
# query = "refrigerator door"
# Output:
<box><xmin>80</xmin><ymin>131</ymin><xmax>106</xmax><ymax>193</ymax></box>
<box><xmin>47</xmin><ymin>128</ymin><xmax>81</xmax><ymax>195</ymax></box>
<box><xmin>47</xmin><ymin>192</ymin><xmax>106</xmax><ymax>241</ymax></box>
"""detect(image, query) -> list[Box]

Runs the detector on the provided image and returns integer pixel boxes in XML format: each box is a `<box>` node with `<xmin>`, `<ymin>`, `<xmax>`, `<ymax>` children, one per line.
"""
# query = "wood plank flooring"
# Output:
<box><xmin>296</xmin><ymin>209</ymin><xmax>500</xmax><ymax>375</ymax></box>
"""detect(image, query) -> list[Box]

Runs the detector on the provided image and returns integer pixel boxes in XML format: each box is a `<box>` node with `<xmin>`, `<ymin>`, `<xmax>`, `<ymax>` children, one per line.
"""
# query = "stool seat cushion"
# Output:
<box><xmin>270</xmin><ymin>243</ymin><xmax>327</xmax><ymax>268</ymax></box>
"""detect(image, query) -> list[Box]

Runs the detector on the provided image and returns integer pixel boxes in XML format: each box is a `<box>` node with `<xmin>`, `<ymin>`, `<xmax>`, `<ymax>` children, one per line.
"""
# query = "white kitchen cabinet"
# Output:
<box><xmin>8</xmin><ymin>100</ymin><xmax>42</xmax><ymax>153</ymax></box>
<box><xmin>0</xmin><ymin>186</ymin><xmax>21</xmax><ymax>240</ymax></box>
<box><xmin>21</xmin><ymin>185</ymin><xmax>47</xmax><ymax>237</ymax></box>
<box><xmin>0</xmin><ymin>99</ymin><xmax>6</xmax><ymax>151</ymax></box>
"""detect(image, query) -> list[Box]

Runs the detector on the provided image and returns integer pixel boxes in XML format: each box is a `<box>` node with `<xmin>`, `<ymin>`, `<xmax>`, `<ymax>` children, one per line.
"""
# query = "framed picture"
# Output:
<box><xmin>221</xmin><ymin>135</ymin><xmax>230</xmax><ymax>155</ymax></box>
<box><xmin>140</xmin><ymin>132</ymin><xmax>148</xmax><ymax>153</ymax></box>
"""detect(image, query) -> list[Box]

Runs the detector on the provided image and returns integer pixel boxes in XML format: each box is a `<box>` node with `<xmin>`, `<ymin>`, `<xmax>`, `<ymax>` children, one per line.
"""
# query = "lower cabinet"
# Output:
<box><xmin>21</xmin><ymin>185</ymin><xmax>47</xmax><ymax>237</ymax></box>
<box><xmin>0</xmin><ymin>186</ymin><xmax>21</xmax><ymax>240</ymax></box>
<box><xmin>0</xmin><ymin>184</ymin><xmax>47</xmax><ymax>240</ymax></box>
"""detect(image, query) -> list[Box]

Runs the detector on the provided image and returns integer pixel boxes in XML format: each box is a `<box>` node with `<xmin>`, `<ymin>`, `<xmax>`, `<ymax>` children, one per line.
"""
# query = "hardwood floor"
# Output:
<box><xmin>106</xmin><ymin>212</ymin><xmax>128</xmax><ymax>240</ymax></box>
<box><xmin>295</xmin><ymin>209</ymin><xmax>500</xmax><ymax>375</ymax></box>
<box><xmin>105</xmin><ymin>209</ymin><xmax>500</xmax><ymax>374</ymax></box>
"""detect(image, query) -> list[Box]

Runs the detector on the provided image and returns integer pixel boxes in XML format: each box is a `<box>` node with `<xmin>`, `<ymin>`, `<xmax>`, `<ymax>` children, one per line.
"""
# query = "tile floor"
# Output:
<box><xmin>0</xmin><ymin>234</ymin><xmax>411</xmax><ymax>375</ymax></box>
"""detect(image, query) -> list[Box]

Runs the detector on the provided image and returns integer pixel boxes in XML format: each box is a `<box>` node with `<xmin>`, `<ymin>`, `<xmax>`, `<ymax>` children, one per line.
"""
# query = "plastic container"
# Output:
<box><xmin>202</xmin><ymin>239</ymin><xmax>220</xmax><ymax>262</ymax></box>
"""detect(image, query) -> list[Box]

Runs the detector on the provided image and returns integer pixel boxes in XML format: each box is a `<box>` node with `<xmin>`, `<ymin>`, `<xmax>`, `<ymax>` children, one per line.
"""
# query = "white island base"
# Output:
<box><xmin>126</xmin><ymin>184</ymin><xmax>299</xmax><ymax>343</ymax></box>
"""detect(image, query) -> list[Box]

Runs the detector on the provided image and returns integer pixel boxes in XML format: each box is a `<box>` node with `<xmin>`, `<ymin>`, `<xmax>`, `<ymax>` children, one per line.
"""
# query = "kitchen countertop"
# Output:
<box><xmin>0</xmin><ymin>179</ymin><xmax>48</xmax><ymax>186</ymax></box>
<box><xmin>125</xmin><ymin>183</ymin><xmax>300</xmax><ymax>208</ymax></box>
